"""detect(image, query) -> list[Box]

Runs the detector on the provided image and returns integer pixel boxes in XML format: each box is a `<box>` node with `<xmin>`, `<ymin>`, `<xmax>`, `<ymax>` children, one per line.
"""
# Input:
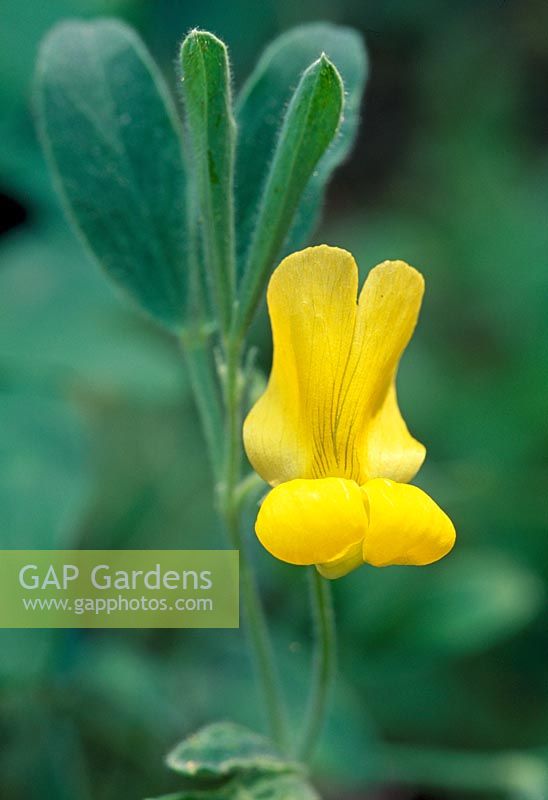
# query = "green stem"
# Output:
<box><xmin>299</xmin><ymin>568</ymin><xmax>336</xmax><ymax>762</ymax></box>
<box><xmin>219</xmin><ymin>336</ymin><xmax>289</xmax><ymax>751</ymax></box>
<box><xmin>224</xmin><ymin>501</ymin><xmax>288</xmax><ymax>750</ymax></box>
<box><xmin>221</xmin><ymin>335</ymin><xmax>243</xmax><ymax>499</ymax></box>
<box><xmin>181</xmin><ymin>332</ymin><xmax>224</xmax><ymax>480</ymax></box>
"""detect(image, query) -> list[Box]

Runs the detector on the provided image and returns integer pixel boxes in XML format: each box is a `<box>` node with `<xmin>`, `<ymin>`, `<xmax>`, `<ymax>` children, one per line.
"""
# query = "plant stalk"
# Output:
<box><xmin>182</xmin><ymin>333</ymin><xmax>224</xmax><ymax>480</ymax></box>
<box><xmin>299</xmin><ymin>567</ymin><xmax>336</xmax><ymax>762</ymax></box>
<box><xmin>219</xmin><ymin>335</ymin><xmax>289</xmax><ymax>751</ymax></box>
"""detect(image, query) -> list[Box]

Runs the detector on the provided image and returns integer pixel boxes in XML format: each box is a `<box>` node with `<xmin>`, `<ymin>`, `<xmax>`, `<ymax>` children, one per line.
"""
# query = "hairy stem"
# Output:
<box><xmin>299</xmin><ymin>568</ymin><xmax>336</xmax><ymax>762</ymax></box>
<box><xmin>219</xmin><ymin>336</ymin><xmax>289</xmax><ymax>750</ymax></box>
<box><xmin>182</xmin><ymin>333</ymin><xmax>224</xmax><ymax>480</ymax></box>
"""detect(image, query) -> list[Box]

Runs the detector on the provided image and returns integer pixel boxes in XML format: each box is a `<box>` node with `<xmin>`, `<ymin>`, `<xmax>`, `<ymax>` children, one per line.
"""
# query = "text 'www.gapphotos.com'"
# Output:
<box><xmin>22</xmin><ymin>595</ymin><xmax>214</xmax><ymax>615</ymax></box>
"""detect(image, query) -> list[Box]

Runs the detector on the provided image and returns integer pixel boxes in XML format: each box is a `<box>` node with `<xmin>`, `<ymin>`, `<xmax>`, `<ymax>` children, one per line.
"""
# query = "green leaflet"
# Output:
<box><xmin>35</xmin><ymin>19</ymin><xmax>188</xmax><ymax>330</ymax></box>
<box><xmin>234</xmin><ymin>773</ymin><xmax>320</xmax><ymax>799</ymax></box>
<box><xmin>166</xmin><ymin>722</ymin><xmax>300</xmax><ymax>779</ymax></box>
<box><xmin>180</xmin><ymin>31</ymin><xmax>236</xmax><ymax>336</ymax></box>
<box><xmin>236</xmin><ymin>23</ymin><xmax>368</xmax><ymax>262</ymax></box>
<box><xmin>156</xmin><ymin>723</ymin><xmax>319</xmax><ymax>800</ymax></box>
<box><xmin>236</xmin><ymin>55</ymin><xmax>344</xmax><ymax>333</ymax></box>
<box><xmin>147</xmin><ymin>773</ymin><xmax>320</xmax><ymax>800</ymax></box>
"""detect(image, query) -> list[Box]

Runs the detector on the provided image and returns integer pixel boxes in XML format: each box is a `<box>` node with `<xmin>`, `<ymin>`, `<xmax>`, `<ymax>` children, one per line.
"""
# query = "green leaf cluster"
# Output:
<box><xmin>35</xmin><ymin>19</ymin><xmax>368</xmax><ymax>337</ymax></box>
<box><xmin>148</xmin><ymin>722</ymin><xmax>319</xmax><ymax>800</ymax></box>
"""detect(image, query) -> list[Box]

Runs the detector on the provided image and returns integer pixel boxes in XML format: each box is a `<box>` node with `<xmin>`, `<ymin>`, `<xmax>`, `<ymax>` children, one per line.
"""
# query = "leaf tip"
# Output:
<box><xmin>180</xmin><ymin>28</ymin><xmax>228</xmax><ymax>59</ymax></box>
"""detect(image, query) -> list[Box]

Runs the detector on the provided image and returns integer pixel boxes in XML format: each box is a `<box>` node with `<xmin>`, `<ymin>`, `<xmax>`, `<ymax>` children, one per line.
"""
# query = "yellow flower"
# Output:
<box><xmin>244</xmin><ymin>245</ymin><xmax>456</xmax><ymax>578</ymax></box>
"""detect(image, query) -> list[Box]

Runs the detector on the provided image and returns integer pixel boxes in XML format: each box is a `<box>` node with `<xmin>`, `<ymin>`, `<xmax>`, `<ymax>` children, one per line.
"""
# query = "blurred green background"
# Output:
<box><xmin>1</xmin><ymin>1</ymin><xmax>547</xmax><ymax>799</ymax></box>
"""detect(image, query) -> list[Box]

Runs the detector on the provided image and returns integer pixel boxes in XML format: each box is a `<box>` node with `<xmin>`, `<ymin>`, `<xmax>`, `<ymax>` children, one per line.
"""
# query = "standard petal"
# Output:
<box><xmin>243</xmin><ymin>248</ymin><xmax>425</xmax><ymax>486</ymax></box>
<box><xmin>345</xmin><ymin>260</ymin><xmax>425</xmax><ymax>482</ymax></box>
<box><xmin>244</xmin><ymin>245</ymin><xmax>360</xmax><ymax>485</ymax></box>
<box><xmin>365</xmin><ymin>378</ymin><xmax>426</xmax><ymax>483</ymax></box>
<box><xmin>255</xmin><ymin>477</ymin><xmax>368</xmax><ymax>566</ymax></box>
<box><xmin>361</xmin><ymin>478</ymin><xmax>456</xmax><ymax>567</ymax></box>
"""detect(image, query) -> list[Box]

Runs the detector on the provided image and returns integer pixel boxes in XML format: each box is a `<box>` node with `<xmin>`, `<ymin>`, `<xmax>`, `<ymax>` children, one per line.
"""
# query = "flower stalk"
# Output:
<box><xmin>217</xmin><ymin>333</ymin><xmax>289</xmax><ymax>751</ymax></box>
<box><xmin>299</xmin><ymin>568</ymin><xmax>337</xmax><ymax>761</ymax></box>
<box><xmin>181</xmin><ymin>331</ymin><xmax>224</xmax><ymax>481</ymax></box>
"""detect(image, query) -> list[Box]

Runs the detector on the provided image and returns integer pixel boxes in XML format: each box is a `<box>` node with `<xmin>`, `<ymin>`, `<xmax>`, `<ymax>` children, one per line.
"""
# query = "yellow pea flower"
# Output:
<box><xmin>243</xmin><ymin>245</ymin><xmax>456</xmax><ymax>578</ymax></box>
